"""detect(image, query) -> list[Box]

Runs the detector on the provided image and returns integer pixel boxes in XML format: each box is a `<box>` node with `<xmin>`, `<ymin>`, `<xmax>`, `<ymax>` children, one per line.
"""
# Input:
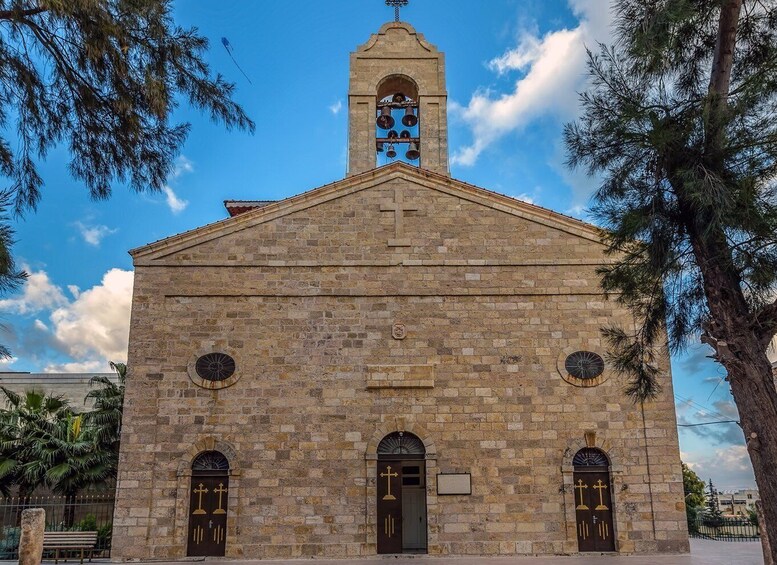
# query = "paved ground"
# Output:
<box><xmin>131</xmin><ymin>540</ymin><xmax>763</xmax><ymax>565</ymax></box>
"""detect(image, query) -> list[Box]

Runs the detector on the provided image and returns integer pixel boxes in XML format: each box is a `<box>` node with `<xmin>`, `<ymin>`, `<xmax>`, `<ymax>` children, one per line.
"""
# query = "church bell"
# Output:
<box><xmin>386</xmin><ymin>144</ymin><xmax>397</xmax><ymax>159</ymax></box>
<box><xmin>406</xmin><ymin>142</ymin><xmax>420</xmax><ymax>161</ymax></box>
<box><xmin>376</xmin><ymin>142</ymin><xmax>385</xmax><ymax>153</ymax></box>
<box><xmin>376</xmin><ymin>106</ymin><xmax>395</xmax><ymax>130</ymax></box>
<box><xmin>402</xmin><ymin>107</ymin><xmax>418</xmax><ymax>127</ymax></box>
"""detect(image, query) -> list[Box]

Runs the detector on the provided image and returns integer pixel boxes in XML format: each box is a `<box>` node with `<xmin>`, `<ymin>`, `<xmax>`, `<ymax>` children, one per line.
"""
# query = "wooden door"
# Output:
<box><xmin>187</xmin><ymin>475</ymin><xmax>229</xmax><ymax>556</ymax></box>
<box><xmin>377</xmin><ymin>462</ymin><xmax>403</xmax><ymax>554</ymax></box>
<box><xmin>574</xmin><ymin>471</ymin><xmax>615</xmax><ymax>552</ymax></box>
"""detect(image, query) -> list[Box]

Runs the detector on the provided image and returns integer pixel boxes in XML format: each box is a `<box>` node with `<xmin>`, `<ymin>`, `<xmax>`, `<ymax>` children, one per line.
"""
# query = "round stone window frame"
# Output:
<box><xmin>556</xmin><ymin>346</ymin><xmax>611</xmax><ymax>388</ymax></box>
<box><xmin>187</xmin><ymin>347</ymin><xmax>242</xmax><ymax>390</ymax></box>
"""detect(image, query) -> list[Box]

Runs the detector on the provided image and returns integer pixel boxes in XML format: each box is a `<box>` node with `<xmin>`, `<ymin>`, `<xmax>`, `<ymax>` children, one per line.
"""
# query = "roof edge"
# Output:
<box><xmin>129</xmin><ymin>163</ymin><xmax>602</xmax><ymax>260</ymax></box>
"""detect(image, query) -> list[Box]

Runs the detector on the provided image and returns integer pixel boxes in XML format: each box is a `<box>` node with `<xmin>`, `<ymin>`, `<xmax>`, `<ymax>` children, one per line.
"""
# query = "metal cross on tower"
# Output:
<box><xmin>386</xmin><ymin>0</ymin><xmax>408</xmax><ymax>22</ymax></box>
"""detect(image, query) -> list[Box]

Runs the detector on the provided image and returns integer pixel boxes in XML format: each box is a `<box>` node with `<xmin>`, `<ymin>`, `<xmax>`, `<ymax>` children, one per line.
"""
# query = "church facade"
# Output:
<box><xmin>112</xmin><ymin>20</ymin><xmax>689</xmax><ymax>560</ymax></box>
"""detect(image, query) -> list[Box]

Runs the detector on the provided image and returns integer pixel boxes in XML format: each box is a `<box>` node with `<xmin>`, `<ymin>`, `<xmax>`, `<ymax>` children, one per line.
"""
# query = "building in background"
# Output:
<box><xmin>717</xmin><ymin>488</ymin><xmax>760</xmax><ymax>517</ymax></box>
<box><xmin>0</xmin><ymin>372</ymin><xmax>117</xmax><ymax>410</ymax></box>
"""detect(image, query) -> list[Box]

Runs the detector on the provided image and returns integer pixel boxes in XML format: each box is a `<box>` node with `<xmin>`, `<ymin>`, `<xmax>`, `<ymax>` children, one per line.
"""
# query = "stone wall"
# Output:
<box><xmin>112</xmin><ymin>166</ymin><xmax>689</xmax><ymax>559</ymax></box>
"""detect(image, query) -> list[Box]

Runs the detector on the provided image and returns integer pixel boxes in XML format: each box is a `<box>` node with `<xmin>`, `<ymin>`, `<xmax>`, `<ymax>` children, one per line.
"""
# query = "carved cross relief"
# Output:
<box><xmin>380</xmin><ymin>187</ymin><xmax>418</xmax><ymax>247</ymax></box>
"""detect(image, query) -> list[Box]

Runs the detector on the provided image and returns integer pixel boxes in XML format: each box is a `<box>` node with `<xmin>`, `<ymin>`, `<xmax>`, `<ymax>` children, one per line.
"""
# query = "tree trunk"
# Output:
<box><xmin>692</xmin><ymin>1</ymin><xmax>777</xmax><ymax>558</ymax></box>
<box><xmin>709</xmin><ymin>0</ymin><xmax>743</xmax><ymax>102</ymax></box>
<box><xmin>757</xmin><ymin>501</ymin><xmax>774</xmax><ymax>565</ymax></box>
<box><xmin>692</xmin><ymin>244</ymin><xmax>777</xmax><ymax>563</ymax></box>
<box><xmin>721</xmin><ymin>344</ymin><xmax>777</xmax><ymax>563</ymax></box>
<box><xmin>63</xmin><ymin>492</ymin><xmax>76</xmax><ymax>528</ymax></box>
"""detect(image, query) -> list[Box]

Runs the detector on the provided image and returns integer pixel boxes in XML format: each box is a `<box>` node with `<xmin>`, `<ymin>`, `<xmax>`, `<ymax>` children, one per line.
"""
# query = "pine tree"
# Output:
<box><xmin>0</xmin><ymin>192</ymin><xmax>25</xmax><ymax>359</ymax></box>
<box><xmin>706</xmin><ymin>478</ymin><xmax>723</xmax><ymax>522</ymax></box>
<box><xmin>0</xmin><ymin>1</ymin><xmax>255</xmax><ymax>357</ymax></box>
<box><xmin>565</xmin><ymin>1</ymin><xmax>777</xmax><ymax>557</ymax></box>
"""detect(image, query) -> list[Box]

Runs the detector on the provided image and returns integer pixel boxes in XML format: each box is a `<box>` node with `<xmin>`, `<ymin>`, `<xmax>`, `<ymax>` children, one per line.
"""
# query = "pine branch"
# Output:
<box><xmin>752</xmin><ymin>300</ymin><xmax>777</xmax><ymax>347</ymax></box>
<box><xmin>0</xmin><ymin>7</ymin><xmax>47</xmax><ymax>20</ymax></box>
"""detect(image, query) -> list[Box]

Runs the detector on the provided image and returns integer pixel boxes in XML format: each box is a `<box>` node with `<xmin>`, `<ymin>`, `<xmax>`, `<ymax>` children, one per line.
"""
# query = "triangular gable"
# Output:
<box><xmin>131</xmin><ymin>163</ymin><xmax>602</xmax><ymax>264</ymax></box>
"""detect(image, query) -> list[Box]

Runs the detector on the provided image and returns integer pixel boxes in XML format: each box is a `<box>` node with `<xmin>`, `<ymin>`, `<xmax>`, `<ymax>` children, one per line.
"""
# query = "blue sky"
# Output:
<box><xmin>0</xmin><ymin>0</ymin><xmax>755</xmax><ymax>489</ymax></box>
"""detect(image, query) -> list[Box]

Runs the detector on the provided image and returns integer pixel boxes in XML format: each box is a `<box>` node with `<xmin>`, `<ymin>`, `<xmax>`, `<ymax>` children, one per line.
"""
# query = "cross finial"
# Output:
<box><xmin>386</xmin><ymin>0</ymin><xmax>408</xmax><ymax>22</ymax></box>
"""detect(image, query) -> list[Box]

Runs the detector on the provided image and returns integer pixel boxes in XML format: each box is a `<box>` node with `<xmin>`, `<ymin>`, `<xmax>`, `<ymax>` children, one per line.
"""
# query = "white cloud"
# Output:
<box><xmin>329</xmin><ymin>100</ymin><xmax>343</xmax><ymax>115</ymax></box>
<box><xmin>512</xmin><ymin>193</ymin><xmax>535</xmax><ymax>205</ymax></box>
<box><xmin>172</xmin><ymin>155</ymin><xmax>194</xmax><ymax>179</ymax></box>
<box><xmin>684</xmin><ymin>445</ymin><xmax>756</xmax><ymax>490</ymax></box>
<box><xmin>488</xmin><ymin>32</ymin><xmax>543</xmax><ymax>75</ymax></box>
<box><xmin>49</xmin><ymin>269</ymin><xmax>133</xmax><ymax>366</ymax></box>
<box><xmin>33</xmin><ymin>319</ymin><xmax>48</xmax><ymax>332</ymax></box>
<box><xmin>162</xmin><ymin>185</ymin><xmax>189</xmax><ymax>214</ymax></box>
<box><xmin>451</xmin><ymin>0</ymin><xmax>615</xmax><ymax>167</ymax></box>
<box><xmin>0</xmin><ymin>356</ymin><xmax>18</xmax><ymax>366</ymax></box>
<box><xmin>0</xmin><ymin>268</ymin><xmax>68</xmax><ymax>315</ymax></box>
<box><xmin>565</xmin><ymin>204</ymin><xmax>586</xmax><ymax>219</ymax></box>
<box><xmin>74</xmin><ymin>222</ymin><xmax>117</xmax><ymax>246</ymax></box>
<box><xmin>159</xmin><ymin>155</ymin><xmax>193</xmax><ymax>213</ymax></box>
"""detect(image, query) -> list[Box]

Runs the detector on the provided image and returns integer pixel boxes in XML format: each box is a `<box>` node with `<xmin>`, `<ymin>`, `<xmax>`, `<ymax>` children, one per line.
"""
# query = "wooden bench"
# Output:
<box><xmin>42</xmin><ymin>531</ymin><xmax>98</xmax><ymax>564</ymax></box>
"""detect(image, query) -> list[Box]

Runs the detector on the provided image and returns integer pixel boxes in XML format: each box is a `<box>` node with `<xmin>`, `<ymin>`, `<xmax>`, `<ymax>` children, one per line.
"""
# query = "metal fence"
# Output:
<box><xmin>0</xmin><ymin>494</ymin><xmax>114</xmax><ymax>559</ymax></box>
<box><xmin>689</xmin><ymin>516</ymin><xmax>761</xmax><ymax>541</ymax></box>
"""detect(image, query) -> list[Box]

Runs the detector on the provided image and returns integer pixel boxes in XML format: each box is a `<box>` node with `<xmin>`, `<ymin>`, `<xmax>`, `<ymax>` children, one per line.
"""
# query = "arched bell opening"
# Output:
<box><xmin>377</xmin><ymin>74</ymin><xmax>419</xmax><ymax>102</ymax></box>
<box><xmin>376</xmin><ymin>432</ymin><xmax>427</xmax><ymax>554</ymax></box>
<box><xmin>375</xmin><ymin>75</ymin><xmax>420</xmax><ymax>167</ymax></box>
<box><xmin>572</xmin><ymin>448</ymin><xmax>615</xmax><ymax>552</ymax></box>
<box><xmin>187</xmin><ymin>451</ymin><xmax>230</xmax><ymax>557</ymax></box>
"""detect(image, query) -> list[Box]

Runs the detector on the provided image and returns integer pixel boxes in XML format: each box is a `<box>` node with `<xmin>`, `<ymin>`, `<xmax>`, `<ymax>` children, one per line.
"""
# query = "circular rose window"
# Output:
<box><xmin>564</xmin><ymin>351</ymin><xmax>605</xmax><ymax>380</ymax></box>
<box><xmin>195</xmin><ymin>353</ymin><xmax>236</xmax><ymax>382</ymax></box>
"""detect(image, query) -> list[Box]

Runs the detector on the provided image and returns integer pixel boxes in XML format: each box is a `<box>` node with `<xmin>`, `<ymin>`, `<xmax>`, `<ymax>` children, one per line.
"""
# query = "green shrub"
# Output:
<box><xmin>686</xmin><ymin>504</ymin><xmax>700</xmax><ymax>534</ymax></box>
<box><xmin>74</xmin><ymin>513</ymin><xmax>98</xmax><ymax>532</ymax></box>
<box><xmin>97</xmin><ymin>523</ymin><xmax>112</xmax><ymax>548</ymax></box>
<box><xmin>0</xmin><ymin>526</ymin><xmax>20</xmax><ymax>559</ymax></box>
<box><xmin>748</xmin><ymin>507</ymin><xmax>759</xmax><ymax>527</ymax></box>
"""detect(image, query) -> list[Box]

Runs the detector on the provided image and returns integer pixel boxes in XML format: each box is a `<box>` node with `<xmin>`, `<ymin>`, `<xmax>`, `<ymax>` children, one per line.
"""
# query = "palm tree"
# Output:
<box><xmin>27</xmin><ymin>413</ymin><xmax>113</xmax><ymax>526</ymax></box>
<box><xmin>83</xmin><ymin>361</ymin><xmax>126</xmax><ymax>461</ymax></box>
<box><xmin>0</xmin><ymin>387</ymin><xmax>71</xmax><ymax>498</ymax></box>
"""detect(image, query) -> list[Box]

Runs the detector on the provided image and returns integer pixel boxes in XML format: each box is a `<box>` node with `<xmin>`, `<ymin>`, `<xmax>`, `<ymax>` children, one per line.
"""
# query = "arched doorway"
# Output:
<box><xmin>187</xmin><ymin>451</ymin><xmax>229</xmax><ymax>557</ymax></box>
<box><xmin>376</xmin><ymin>432</ymin><xmax>427</xmax><ymax>554</ymax></box>
<box><xmin>573</xmin><ymin>448</ymin><xmax>615</xmax><ymax>552</ymax></box>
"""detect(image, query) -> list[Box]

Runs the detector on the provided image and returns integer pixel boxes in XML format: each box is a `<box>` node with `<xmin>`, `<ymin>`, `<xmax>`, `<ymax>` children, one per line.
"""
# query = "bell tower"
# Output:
<box><xmin>347</xmin><ymin>14</ymin><xmax>449</xmax><ymax>176</ymax></box>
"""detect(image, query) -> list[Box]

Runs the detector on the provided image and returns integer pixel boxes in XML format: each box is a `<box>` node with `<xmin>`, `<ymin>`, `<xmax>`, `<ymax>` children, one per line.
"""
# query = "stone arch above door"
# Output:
<box><xmin>561</xmin><ymin>435</ymin><xmax>622</xmax><ymax>474</ymax></box>
<box><xmin>366</xmin><ymin>420</ymin><xmax>436</xmax><ymax>460</ymax></box>
<box><xmin>377</xmin><ymin>431</ymin><xmax>426</xmax><ymax>459</ymax></box>
<box><xmin>177</xmin><ymin>437</ymin><xmax>242</xmax><ymax>477</ymax></box>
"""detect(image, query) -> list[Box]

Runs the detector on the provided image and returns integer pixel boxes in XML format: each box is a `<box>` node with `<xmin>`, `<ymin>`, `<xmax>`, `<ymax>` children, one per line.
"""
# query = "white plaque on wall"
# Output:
<box><xmin>437</xmin><ymin>473</ymin><xmax>471</xmax><ymax>495</ymax></box>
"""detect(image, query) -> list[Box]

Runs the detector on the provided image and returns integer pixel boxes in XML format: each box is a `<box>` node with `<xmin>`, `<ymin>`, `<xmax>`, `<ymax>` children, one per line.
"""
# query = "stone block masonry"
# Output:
<box><xmin>112</xmin><ymin>165</ymin><xmax>689</xmax><ymax>560</ymax></box>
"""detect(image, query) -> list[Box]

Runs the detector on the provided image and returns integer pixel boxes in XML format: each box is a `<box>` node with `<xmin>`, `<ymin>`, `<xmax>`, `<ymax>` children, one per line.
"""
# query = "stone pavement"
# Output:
<box><xmin>132</xmin><ymin>540</ymin><xmax>763</xmax><ymax>565</ymax></box>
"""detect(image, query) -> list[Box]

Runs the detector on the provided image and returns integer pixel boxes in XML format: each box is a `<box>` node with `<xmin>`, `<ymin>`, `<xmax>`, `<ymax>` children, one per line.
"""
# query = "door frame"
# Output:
<box><xmin>376</xmin><ymin>457</ymin><xmax>428</xmax><ymax>554</ymax></box>
<box><xmin>175</xmin><ymin>440</ymin><xmax>241</xmax><ymax>559</ymax></box>
<box><xmin>561</xmin><ymin>444</ymin><xmax>619</xmax><ymax>554</ymax></box>
<box><xmin>572</xmin><ymin>468</ymin><xmax>615</xmax><ymax>552</ymax></box>
<box><xmin>187</xmin><ymin>471</ymin><xmax>230</xmax><ymax>556</ymax></box>
<box><xmin>366</xmin><ymin>426</ymin><xmax>437</xmax><ymax>555</ymax></box>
